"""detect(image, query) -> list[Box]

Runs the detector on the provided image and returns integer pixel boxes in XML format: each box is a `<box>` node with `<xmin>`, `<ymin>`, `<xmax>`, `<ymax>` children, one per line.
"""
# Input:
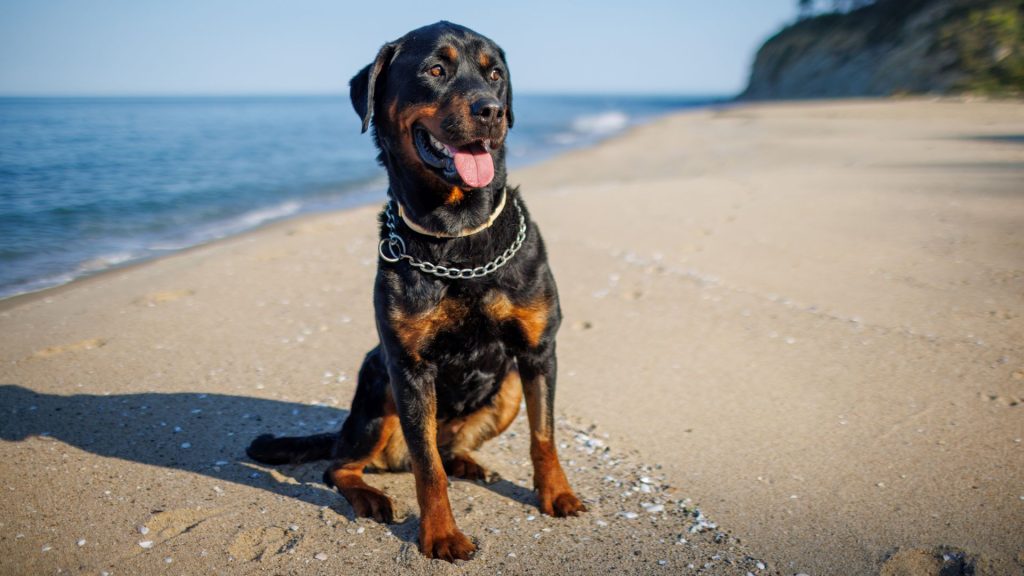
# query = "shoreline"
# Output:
<box><xmin>0</xmin><ymin>202</ymin><xmax>381</xmax><ymax>313</ymax></box>
<box><xmin>0</xmin><ymin>94</ymin><xmax>720</xmax><ymax>304</ymax></box>
<box><xmin>2</xmin><ymin>97</ymin><xmax>1022</xmax><ymax>575</ymax></box>
<box><xmin>0</xmin><ymin>182</ymin><xmax>388</xmax><ymax>306</ymax></box>
<box><xmin>0</xmin><ymin>95</ymin><xmax>725</xmax><ymax>309</ymax></box>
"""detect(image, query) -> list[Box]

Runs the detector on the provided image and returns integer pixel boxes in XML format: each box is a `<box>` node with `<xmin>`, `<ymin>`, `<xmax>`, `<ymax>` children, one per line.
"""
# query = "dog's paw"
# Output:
<box><xmin>338</xmin><ymin>485</ymin><xmax>395</xmax><ymax>524</ymax></box>
<box><xmin>444</xmin><ymin>454</ymin><xmax>499</xmax><ymax>484</ymax></box>
<box><xmin>540</xmin><ymin>491</ymin><xmax>587</xmax><ymax>517</ymax></box>
<box><xmin>420</xmin><ymin>528</ymin><xmax>476</xmax><ymax>562</ymax></box>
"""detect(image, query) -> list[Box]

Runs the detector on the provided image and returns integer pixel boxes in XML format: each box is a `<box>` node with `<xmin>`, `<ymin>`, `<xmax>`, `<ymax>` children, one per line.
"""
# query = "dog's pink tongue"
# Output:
<box><xmin>449</xmin><ymin>143</ymin><xmax>494</xmax><ymax>188</ymax></box>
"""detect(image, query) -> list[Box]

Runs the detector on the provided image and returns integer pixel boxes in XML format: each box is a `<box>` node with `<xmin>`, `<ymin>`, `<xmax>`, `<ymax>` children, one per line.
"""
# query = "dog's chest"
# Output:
<box><xmin>387</xmin><ymin>288</ymin><xmax>547</xmax><ymax>418</ymax></box>
<box><xmin>389</xmin><ymin>288</ymin><xmax>550</xmax><ymax>361</ymax></box>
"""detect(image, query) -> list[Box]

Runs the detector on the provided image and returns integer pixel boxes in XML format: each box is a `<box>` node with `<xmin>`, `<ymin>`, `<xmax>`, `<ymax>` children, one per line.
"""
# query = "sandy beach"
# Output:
<box><xmin>1</xmin><ymin>98</ymin><xmax>1022</xmax><ymax>575</ymax></box>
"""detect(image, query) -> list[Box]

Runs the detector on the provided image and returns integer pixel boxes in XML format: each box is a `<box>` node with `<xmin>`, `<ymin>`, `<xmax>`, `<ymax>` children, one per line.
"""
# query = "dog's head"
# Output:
<box><xmin>350</xmin><ymin>21</ymin><xmax>513</xmax><ymax>210</ymax></box>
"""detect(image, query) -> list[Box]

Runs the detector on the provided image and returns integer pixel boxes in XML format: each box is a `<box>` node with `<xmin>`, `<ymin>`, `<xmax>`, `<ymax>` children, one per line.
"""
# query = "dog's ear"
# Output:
<box><xmin>497</xmin><ymin>47</ymin><xmax>514</xmax><ymax>129</ymax></box>
<box><xmin>350</xmin><ymin>42</ymin><xmax>398</xmax><ymax>134</ymax></box>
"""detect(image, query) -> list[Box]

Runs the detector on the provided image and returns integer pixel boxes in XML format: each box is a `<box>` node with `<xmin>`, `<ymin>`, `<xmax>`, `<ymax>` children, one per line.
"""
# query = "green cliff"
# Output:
<box><xmin>741</xmin><ymin>0</ymin><xmax>1024</xmax><ymax>99</ymax></box>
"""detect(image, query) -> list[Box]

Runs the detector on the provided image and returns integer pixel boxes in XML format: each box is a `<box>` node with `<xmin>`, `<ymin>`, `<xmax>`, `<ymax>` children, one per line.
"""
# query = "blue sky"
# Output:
<box><xmin>0</xmin><ymin>0</ymin><xmax>795</xmax><ymax>96</ymax></box>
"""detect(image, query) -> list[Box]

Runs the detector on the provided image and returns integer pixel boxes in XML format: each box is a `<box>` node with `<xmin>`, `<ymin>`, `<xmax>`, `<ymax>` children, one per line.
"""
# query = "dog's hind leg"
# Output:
<box><xmin>322</xmin><ymin>346</ymin><xmax>401</xmax><ymax>523</ymax></box>
<box><xmin>440</xmin><ymin>369</ymin><xmax>522</xmax><ymax>482</ymax></box>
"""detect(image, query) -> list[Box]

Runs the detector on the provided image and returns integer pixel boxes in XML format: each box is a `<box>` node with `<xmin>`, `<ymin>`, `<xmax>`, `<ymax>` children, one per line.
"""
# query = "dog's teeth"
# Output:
<box><xmin>429</xmin><ymin>135</ymin><xmax>454</xmax><ymax>158</ymax></box>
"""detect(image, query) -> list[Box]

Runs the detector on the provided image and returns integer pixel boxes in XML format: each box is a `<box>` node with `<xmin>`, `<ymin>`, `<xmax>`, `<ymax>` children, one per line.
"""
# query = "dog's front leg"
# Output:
<box><xmin>519</xmin><ymin>345</ymin><xmax>587</xmax><ymax>517</ymax></box>
<box><xmin>389</xmin><ymin>361</ymin><xmax>476</xmax><ymax>562</ymax></box>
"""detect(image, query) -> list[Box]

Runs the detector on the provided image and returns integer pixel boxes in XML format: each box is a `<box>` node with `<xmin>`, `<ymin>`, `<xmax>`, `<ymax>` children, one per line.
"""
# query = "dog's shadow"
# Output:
<box><xmin>0</xmin><ymin>384</ymin><xmax>538</xmax><ymax>536</ymax></box>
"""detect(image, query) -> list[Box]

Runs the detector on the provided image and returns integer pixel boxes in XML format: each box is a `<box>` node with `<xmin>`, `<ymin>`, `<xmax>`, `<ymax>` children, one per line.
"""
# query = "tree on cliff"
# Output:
<box><xmin>798</xmin><ymin>0</ymin><xmax>815</xmax><ymax>19</ymax></box>
<box><xmin>797</xmin><ymin>0</ymin><xmax>877</xmax><ymax>18</ymax></box>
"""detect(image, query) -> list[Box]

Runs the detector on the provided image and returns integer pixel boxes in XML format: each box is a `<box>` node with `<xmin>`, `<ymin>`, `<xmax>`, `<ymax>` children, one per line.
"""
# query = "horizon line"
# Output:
<box><xmin>0</xmin><ymin>89</ymin><xmax>736</xmax><ymax>100</ymax></box>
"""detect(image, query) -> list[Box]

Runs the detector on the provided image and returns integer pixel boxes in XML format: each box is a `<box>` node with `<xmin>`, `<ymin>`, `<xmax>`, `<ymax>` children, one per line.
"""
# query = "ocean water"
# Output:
<box><xmin>0</xmin><ymin>94</ymin><xmax>720</xmax><ymax>299</ymax></box>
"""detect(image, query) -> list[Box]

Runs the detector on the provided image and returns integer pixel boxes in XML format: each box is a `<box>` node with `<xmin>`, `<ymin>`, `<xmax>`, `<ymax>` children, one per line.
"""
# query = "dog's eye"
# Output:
<box><xmin>489</xmin><ymin>68</ymin><xmax>502</xmax><ymax>81</ymax></box>
<box><xmin>428</xmin><ymin>65</ymin><xmax>446</xmax><ymax>78</ymax></box>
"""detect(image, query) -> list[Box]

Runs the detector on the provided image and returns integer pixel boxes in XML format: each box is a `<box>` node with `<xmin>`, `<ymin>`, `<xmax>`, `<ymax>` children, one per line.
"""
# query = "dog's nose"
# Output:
<box><xmin>471</xmin><ymin>97</ymin><xmax>504</xmax><ymax>125</ymax></box>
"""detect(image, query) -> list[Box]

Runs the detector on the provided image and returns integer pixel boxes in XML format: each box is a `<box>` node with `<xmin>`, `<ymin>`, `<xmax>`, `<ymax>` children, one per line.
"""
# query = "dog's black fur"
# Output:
<box><xmin>247</xmin><ymin>21</ymin><xmax>584</xmax><ymax>562</ymax></box>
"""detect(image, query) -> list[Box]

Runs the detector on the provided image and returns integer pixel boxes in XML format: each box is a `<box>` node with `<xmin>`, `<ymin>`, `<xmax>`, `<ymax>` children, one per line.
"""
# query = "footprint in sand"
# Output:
<box><xmin>135</xmin><ymin>289</ymin><xmax>195</xmax><ymax>307</ymax></box>
<box><xmin>622</xmin><ymin>289</ymin><xmax>645</xmax><ymax>301</ymax></box>
<box><xmin>139</xmin><ymin>507</ymin><xmax>224</xmax><ymax>547</ymax></box>
<box><xmin>880</xmin><ymin>547</ymin><xmax>979</xmax><ymax>576</ymax></box>
<box><xmin>982</xmin><ymin>393</ymin><xmax>1021</xmax><ymax>407</ymax></box>
<box><xmin>31</xmin><ymin>338</ymin><xmax>107</xmax><ymax>359</ymax></box>
<box><xmin>228</xmin><ymin>526</ymin><xmax>295</xmax><ymax>562</ymax></box>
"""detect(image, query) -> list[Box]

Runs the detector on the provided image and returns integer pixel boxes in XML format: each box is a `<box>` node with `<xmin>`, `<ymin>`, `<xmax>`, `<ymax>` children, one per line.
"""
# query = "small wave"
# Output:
<box><xmin>231</xmin><ymin>201</ymin><xmax>303</xmax><ymax>231</ymax></box>
<box><xmin>548</xmin><ymin>110</ymin><xmax>631</xmax><ymax>146</ymax></box>
<box><xmin>571</xmin><ymin>110</ymin><xmax>630</xmax><ymax>135</ymax></box>
<box><xmin>0</xmin><ymin>251</ymin><xmax>142</xmax><ymax>300</ymax></box>
<box><xmin>0</xmin><ymin>272</ymin><xmax>77</xmax><ymax>300</ymax></box>
<box><xmin>153</xmin><ymin>201</ymin><xmax>304</xmax><ymax>251</ymax></box>
<box><xmin>76</xmin><ymin>251</ymin><xmax>137</xmax><ymax>273</ymax></box>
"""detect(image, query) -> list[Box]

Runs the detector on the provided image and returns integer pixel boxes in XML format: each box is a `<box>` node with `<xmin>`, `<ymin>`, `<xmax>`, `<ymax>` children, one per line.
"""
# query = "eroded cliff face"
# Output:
<box><xmin>741</xmin><ymin>0</ymin><xmax>1023</xmax><ymax>99</ymax></box>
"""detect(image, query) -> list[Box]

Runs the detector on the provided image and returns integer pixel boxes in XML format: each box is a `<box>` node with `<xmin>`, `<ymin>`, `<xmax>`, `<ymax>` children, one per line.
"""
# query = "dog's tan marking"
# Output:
<box><xmin>328</xmin><ymin>412</ymin><xmax>399</xmax><ymax>484</ymax></box>
<box><xmin>328</xmin><ymin>394</ymin><xmax>399</xmax><ymax>478</ymax></box>
<box><xmin>368</xmin><ymin>423</ymin><xmax>409</xmax><ymax>471</ymax></box>
<box><xmin>398</xmin><ymin>103</ymin><xmax>440</xmax><ymax>133</ymax></box>
<box><xmin>443</xmin><ymin>45</ymin><xmax>458</xmax><ymax>61</ymax></box>
<box><xmin>390</xmin><ymin>298</ymin><xmax>469</xmax><ymax>361</ymax></box>
<box><xmin>478</xmin><ymin>52</ymin><xmax>491</xmax><ymax>69</ymax></box>
<box><xmin>484</xmin><ymin>292</ymin><xmax>551</xmax><ymax>348</ymax></box>
<box><xmin>414</xmin><ymin>457</ymin><xmax>474</xmax><ymax>560</ymax></box>
<box><xmin>401</xmin><ymin>390</ymin><xmax>477</xmax><ymax>561</ymax></box>
<box><xmin>529</xmin><ymin>435</ymin><xmax>584</xmax><ymax>515</ymax></box>
<box><xmin>523</xmin><ymin>375</ymin><xmax>586</xmax><ymax>517</ymax></box>
<box><xmin>440</xmin><ymin>369</ymin><xmax>522</xmax><ymax>453</ymax></box>
<box><xmin>388</xmin><ymin>101</ymin><xmax>445</xmax><ymax>185</ymax></box>
<box><xmin>446</xmin><ymin>186</ymin><xmax>464</xmax><ymax>205</ymax></box>
<box><xmin>326</xmin><ymin>396</ymin><xmax>401</xmax><ymax>521</ymax></box>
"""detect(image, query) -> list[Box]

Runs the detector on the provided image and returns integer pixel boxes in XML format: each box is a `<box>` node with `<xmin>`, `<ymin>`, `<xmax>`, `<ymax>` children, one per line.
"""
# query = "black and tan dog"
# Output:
<box><xmin>246</xmin><ymin>21</ymin><xmax>584</xmax><ymax>562</ymax></box>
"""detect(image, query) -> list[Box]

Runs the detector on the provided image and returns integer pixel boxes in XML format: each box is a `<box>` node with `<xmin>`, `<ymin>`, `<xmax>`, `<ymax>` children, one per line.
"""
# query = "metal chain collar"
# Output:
<box><xmin>377</xmin><ymin>197</ymin><xmax>527</xmax><ymax>279</ymax></box>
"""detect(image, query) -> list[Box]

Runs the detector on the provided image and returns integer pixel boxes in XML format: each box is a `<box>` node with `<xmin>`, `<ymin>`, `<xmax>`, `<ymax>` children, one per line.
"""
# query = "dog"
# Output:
<box><xmin>246</xmin><ymin>21</ymin><xmax>584</xmax><ymax>562</ymax></box>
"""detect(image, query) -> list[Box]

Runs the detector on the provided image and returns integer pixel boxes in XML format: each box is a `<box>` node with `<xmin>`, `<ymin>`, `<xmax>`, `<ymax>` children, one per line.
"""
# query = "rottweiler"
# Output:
<box><xmin>246</xmin><ymin>21</ymin><xmax>585</xmax><ymax>562</ymax></box>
